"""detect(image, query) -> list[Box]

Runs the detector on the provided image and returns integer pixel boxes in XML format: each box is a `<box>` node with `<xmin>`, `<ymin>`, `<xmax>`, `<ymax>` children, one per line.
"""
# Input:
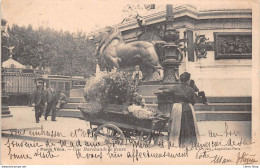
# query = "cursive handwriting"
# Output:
<box><xmin>236</xmin><ymin>152</ymin><xmax>258</xmax><ymax>165</ymax></box>
<box><xmin>9</xmin><ymin>153</ymin><xmax>32</xmax><ymax>160</ymax></box>
<box><xmin>211</xmin><ymin>154</ymin><xmax>233</xmax><ymax>164</ymax></box>
<box><xmin>224</xmin><ymin>122</ymin><xmax>240</xmax><ymax>137</ymax></box>
<box><xmin>208</xmin><ymin>130</ymin><xmax>223</xmax><ymax>138</ymax></box>
<box><xmin>4</xmin><ymin>138</ymin><xmax>42</xmax><ymax>158</ymax></box>
<box><xmin>34</xmin><ymin>149</ymin><xmax>59</xmax><ymax>158</ymax></box>
<box><xmin>75</xmin><ymin>150</ymin><xmax>103</xmax><ymax>159</ymax></box>
<box><xmin>195</xmin><ymin>149</ymin><xmax>214</xmax><ymax>159</ymax></box>
<box><xmin>10</xmin><ymin>129</ymin><xmax>26</xmax><ymax>136</ymax></box>
<box><xmin>29</xmin><ymin>125</ymin><xmax>66</xmax><ymax>138</ymax></box>
<box><xmin>127</xmin><ymin>148</ymin><xmax>189</xmax><ymax>162</ymax></box>
<box><xmin>70</xmin><ymin>128</ymin><xmax>94</xmax><ymax>138</ymax></box>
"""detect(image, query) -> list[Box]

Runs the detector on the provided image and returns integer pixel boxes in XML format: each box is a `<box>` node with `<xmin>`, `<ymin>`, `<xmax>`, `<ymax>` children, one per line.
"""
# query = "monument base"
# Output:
<box><xmin>1</xmin><ymin>95</ymin><xmax>12</xmax><ymax>118</ymax></box>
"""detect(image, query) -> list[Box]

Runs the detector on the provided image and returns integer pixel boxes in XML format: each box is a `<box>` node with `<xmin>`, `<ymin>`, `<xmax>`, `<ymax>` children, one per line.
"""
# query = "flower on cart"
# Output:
<box><xmin>84</xmin><ymin>69</ymin><xmax>141</xmax><ymax>106</ymax></box>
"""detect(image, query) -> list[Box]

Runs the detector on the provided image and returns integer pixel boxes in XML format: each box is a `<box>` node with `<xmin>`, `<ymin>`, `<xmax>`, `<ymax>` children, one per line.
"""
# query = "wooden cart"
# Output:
<box><xmin>78</xmin><ymin>104</ymin><xmax>168</xmax><ymax>144</ymax></box>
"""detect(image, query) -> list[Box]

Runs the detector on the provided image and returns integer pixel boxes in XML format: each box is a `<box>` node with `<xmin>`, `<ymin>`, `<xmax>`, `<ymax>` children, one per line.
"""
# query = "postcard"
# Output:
<box><xmin>1</xmin><ymin>0</ymin><xmax>259</xmax><ymax>165</ymax></box>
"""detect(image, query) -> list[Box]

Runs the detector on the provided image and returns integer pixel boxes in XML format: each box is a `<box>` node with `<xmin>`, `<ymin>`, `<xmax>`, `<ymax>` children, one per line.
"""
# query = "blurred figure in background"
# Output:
<box><xmin>132</xmin><ymin>65</ymin><xmax>143</xmax><ymax>90</ymax></box>
<box><xmin>45</xmin><ymin>84</ymin><xmax>58</xmax><ymax>121</ymax></box>
<box><xmin>31</xmin><ymin>84</ymin><xmax>46</xmax><ymax>123</ymax></box>
<box><xmin>57</xmin><ymin>90</ymin><xmax>68</xmax><ymax>109</ymax></box>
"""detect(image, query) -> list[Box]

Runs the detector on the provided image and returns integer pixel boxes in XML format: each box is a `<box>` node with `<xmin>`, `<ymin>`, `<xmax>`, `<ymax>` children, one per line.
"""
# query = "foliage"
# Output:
<box><xmin>83</xmin><ymin>69</ymin><xmax>143</xmax><ymax>105</ymax></box>
<box><xmin>1</xmin><ymin>20</ymin><xmax>96</xmax><ymax>76</ymax></box>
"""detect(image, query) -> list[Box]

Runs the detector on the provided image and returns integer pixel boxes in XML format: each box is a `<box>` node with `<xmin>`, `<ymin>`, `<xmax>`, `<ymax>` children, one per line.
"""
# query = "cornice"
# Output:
<box><xmin>116</xmin><ymin>5</ymin><xmax>252</xmax><ymax>32</ymax></box>
<box><xmin>88</xmin><ymin>5</ymin><xmax>252</xmax><ymax>36</ymax></box>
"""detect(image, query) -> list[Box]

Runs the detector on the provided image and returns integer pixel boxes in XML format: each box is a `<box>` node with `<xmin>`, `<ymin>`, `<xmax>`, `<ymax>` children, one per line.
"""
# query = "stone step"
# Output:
<box><xmin>194</xmin><ymin>103</ymin><xmax>251</xmax><ymax>111</ymax></box>
<box><xmin>56</xmin><ymin>109</ymin><xmax>82</xmax><ymax>118</ymax></box>
<box><xmin>147</xmin><ymin>103</ymin><xmax>251</xmax><ymax>111</ymax></box>
<box><xmin>143</xmin><ymin>96</ymin><xmax>252</xmax><ymax>104</ymax></box>
<box><xmin>1</xmin><ymin>110</ymin><xmax>11</xmax><ymax>115</ymax></box>
<box><xmin>1</xmin><ymin>106</ymin><xmax>10</xmax><ymax>111</ymax></box>
<box><xmin>68</xmin><ymin>97</ymin><xmax>86</xmax><ymax>103</ymax></box>
<box><xmin>196</xmin><ymin>111</ymin><xmax>251</xmax><ymax>121</ymax></box>
<box><xmin>63</xmin><ymin>103</ymin><xmax>83</xmax><ymax>109</ymax></box>
<box><xmin>1</xmin><ymin>114</ymin><xmax>13</xmax><ymax>118</ymax></box>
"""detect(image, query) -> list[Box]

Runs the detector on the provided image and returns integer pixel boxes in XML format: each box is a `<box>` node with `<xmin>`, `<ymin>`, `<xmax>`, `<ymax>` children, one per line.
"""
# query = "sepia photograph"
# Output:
<box><xmin>1</xmin><ymin>0</ymin><xmax>259</xmax><ymax>166</ymax></box>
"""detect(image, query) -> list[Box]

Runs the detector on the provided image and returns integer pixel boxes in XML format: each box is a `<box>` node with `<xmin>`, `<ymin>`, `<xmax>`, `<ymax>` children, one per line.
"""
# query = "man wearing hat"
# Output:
<box><xmin>132</xmin><ymin>65</ymin><xmax>143</xmax><ymax>90</ymax></box>
<box><xmin>45</xmin><ymin>83</ymin><xmax>58</xmax><ymax>121</ymax></box>
<box><xmin>31</xmin><ymin>83</ymin><xmax>46</xmax><ymax>123</ymax></box>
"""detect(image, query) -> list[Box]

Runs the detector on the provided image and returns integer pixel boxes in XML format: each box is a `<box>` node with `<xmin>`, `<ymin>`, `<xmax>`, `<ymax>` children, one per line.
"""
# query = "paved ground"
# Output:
<box><xmin>1</xmin><ymin>107</ymin><xmax>253</xmax><ymax>165</ymax></box>
<box><xmin>2</xmin><ymin>107</ymin><xmax>89</xmax><ymax>141</ymax></box>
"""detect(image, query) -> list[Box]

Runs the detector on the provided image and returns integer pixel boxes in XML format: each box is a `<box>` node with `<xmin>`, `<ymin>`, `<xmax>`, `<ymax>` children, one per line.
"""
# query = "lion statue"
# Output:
<box><xmin>93</xmin><ymin>26</ymin><xmax>163</xmax><ymax>81</ymax></box>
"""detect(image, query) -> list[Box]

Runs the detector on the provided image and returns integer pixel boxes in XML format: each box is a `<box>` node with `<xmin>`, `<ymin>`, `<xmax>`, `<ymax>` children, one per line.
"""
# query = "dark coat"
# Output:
<box><xmin>169</xmin><ymin>83</ymin><xmax>196</xmax><ymax>105</ymax></box>
<box><xmin>31</xmin><ymin>89</ymin><xmax>46</xmax><ymax>106</ymax></box>
<box><xmin>45</xmin><ymin>88</ymin><xmax>58</xmax><ymax>104</ymax></box>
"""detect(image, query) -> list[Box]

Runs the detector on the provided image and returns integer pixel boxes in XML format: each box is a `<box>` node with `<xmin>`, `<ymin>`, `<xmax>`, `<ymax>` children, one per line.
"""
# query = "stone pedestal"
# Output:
<box><xmin>155</xmin><ymin>84</ymin><xmax>182</xmax><ymax>116</ymax></box>
<box><xmin>1</xmin><ymin>71</ymin><xmax>12</xmax><ymax>118</ymax></box>
<box><xmin>162</xmin><ymin>62</ymin><xmax>180</xmax><ymax>83</ymax></box>
<box><xmin>1</xmin><ymin>94</ymin><xmax>12</xmax><ymax>118</ymax></box>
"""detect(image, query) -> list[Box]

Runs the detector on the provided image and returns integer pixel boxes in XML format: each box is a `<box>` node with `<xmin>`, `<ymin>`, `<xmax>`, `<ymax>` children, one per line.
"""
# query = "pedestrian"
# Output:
<box><xmin>57</xmin><ymin>90</ymin><xmax>67</xmax><ymax>109</ymax></box>
<box><xmin>31</xmin><ymin>84</ymin><xmax>46</xmax><ymax>123</ymax></box>
<box><xmin>168</xmin><ymin>72</ymin><xmax>200</xmax><ymax>147</ymax></box>
<box><xmin>45</xmin><ymin>84</ymin><xmax>58</xmax><ymax>121</ymax></box>
<box><xmin>132</xmin><ymin>65</ymin><xmax>143</xmax><ymax>90</ymax></box>
<box><xmin>190</xmin><ymin>79</ymin><xmax>208</xmax><ymax>105</ymax></box>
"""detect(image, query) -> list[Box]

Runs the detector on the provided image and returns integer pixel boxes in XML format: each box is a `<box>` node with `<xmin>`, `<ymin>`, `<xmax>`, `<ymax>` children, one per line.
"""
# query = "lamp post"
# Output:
<box><xmin>161</xmin><ymin>4</ymin><xmax>183</xmax><ymax>83</ymax></box>
<box><xmin>155</xmin><ymin>4</ymin><xmax>184</xmax><ymax>115</ymax></box>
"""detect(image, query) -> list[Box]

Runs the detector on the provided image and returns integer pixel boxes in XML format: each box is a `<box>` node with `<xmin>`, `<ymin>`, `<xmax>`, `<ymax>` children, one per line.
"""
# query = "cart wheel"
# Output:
<box><xmin>94</xmin><ymin>124</ymin><xmax>125</xmax><ymax>144</ymax></box>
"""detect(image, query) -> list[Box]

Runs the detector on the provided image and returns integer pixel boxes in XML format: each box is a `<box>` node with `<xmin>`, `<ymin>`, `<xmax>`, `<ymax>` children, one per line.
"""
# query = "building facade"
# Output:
<box><xmin>115</xmin><ymin>5</ymin><xmax>252</xmax><ymax>97</ymax></box>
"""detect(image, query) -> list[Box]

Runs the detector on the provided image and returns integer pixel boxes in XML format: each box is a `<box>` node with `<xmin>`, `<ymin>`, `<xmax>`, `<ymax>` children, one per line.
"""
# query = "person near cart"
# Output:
<box><xmin>45</xmin><ymin>84</ymin><xmax>58</xmax><ymax>121</ymax></box>
<box><xmin>190</xmin><ymin>79</ymin><xmax>208</xmax><ymax>105</ymax></box>
<box><xmin>168</xmin><ymin>72</ymin><xmax>200</xmax><ymax>147</ymax></box>
<box><xmin>57</xmin><ymin>90</ymin><xmax>68</xmax><ymax>109</ymax></box>
<box><xmin>31</xmin><ymin>83</ymin><xmax>46</xmax><ymax>123</ymax></box>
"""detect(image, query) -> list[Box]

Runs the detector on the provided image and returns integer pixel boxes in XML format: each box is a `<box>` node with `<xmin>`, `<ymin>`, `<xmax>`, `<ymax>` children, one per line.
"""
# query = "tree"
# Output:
<box><xmin>1</xmin><ymin>21</ymin><xmax>96</xmax><ymax>76</ymax></box>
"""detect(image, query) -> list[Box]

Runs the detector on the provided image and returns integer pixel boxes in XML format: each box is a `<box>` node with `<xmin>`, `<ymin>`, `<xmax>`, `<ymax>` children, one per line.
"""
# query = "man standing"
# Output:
<box><xmin>31</xmin><ymin>84</ymin><xmax>45</xmax><ymax>123</ymax></box>
<box><xmin>132</xmin><ymin>65</ymin><xmax>143</xmax><ymax>90</ymax></box>
<box><xmin>45</xmin><ymin>84</ymin><xmax>58</xmax><ymax>121</ymax></box>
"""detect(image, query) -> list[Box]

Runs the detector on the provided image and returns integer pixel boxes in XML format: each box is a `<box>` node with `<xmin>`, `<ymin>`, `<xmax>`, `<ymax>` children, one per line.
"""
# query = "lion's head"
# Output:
<box><xmin>92</xmin><ymin>27</ymin><xmax>122</xmax><ymax>46</ymax></box>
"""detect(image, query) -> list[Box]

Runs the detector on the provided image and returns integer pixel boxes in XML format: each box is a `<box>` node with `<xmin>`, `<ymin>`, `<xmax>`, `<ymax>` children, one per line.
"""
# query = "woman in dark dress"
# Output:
<box><xmin>168</xmin><ymin>72</ymin><xmax>200</xmax><ymax>147</ymax></box>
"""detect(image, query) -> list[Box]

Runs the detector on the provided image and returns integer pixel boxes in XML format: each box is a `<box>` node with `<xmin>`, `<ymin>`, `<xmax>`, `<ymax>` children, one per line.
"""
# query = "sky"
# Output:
<box><xmin>1</xmin><ymin>0</ymin><xmax>253</xmax><ymax>34</ymax></box>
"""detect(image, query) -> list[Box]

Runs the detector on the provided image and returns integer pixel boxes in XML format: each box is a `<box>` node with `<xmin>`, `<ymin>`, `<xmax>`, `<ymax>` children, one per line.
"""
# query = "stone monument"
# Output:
<box><xmin>154</xmin><ymin>4</ymin><xmax>186</xmax><ymax>115</ymax></box>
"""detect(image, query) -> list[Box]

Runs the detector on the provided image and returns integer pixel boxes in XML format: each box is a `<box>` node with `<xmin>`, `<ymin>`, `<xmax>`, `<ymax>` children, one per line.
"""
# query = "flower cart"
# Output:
<box><xmin>78</xmin><ymin>105</ymin><xmax>168</xmax><ymax>143</ymax></box>
<box><xmin>79</xmin><ymin>71</ymin><xmax>168</xmax><ymax>144</ymax></box>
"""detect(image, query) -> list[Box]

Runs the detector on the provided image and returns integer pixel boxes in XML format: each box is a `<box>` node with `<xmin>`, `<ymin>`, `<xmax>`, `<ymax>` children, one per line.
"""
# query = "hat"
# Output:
<box><xmin>180</xmin><ymin>72</ymin><xmax>191</xmax><ymax>83</ymax></box>
<box><xmin>135</xmin><ymin>65</ymin><xmax>140</xmax><ymax>68</ymax></box>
